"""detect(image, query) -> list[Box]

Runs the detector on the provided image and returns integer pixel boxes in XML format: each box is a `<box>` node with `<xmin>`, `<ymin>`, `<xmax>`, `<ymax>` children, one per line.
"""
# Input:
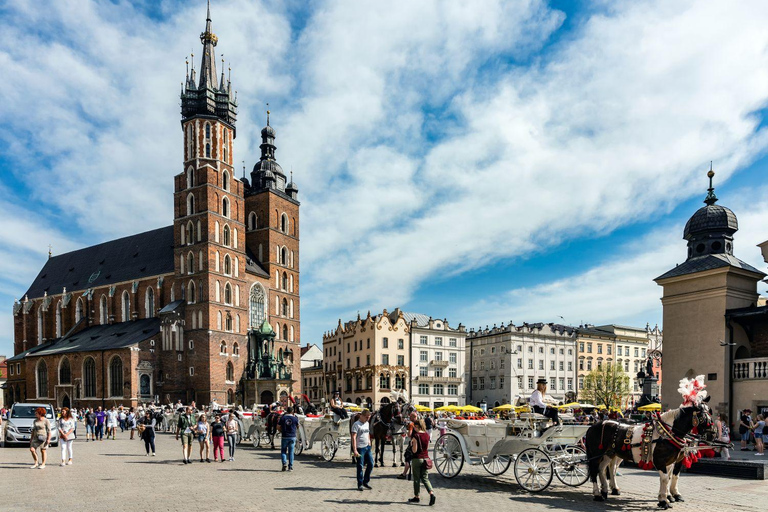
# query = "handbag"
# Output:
<box><xmin>416</xmin><ymin>433</ymin><xmax>433</xmax><ymax>470</ymax></box>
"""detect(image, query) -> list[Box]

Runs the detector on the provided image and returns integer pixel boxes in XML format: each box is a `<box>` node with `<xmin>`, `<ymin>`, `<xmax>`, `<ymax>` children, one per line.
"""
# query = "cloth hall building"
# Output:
<box><xmin>5</xmin><ymin>5</ymin><xmax>301</xmax><ymax>409</ymax></box>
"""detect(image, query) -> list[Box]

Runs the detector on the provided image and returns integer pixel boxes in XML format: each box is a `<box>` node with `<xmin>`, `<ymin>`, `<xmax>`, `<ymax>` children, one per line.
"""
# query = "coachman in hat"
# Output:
<box><xmin>330</xmin><ymin>390</ymin><xmax>348</xmax><ymax>420</ymax></box>
<box><xmin>528</xmin><ymin>378</ymin><xmax>560</xmax><ymax>424</ymax></box>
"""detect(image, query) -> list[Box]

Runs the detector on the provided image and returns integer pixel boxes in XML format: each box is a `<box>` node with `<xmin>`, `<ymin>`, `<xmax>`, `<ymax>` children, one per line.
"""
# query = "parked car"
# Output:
<box><xmin>4</xmin><ymin>403</ymin><xmax>59</xmax><ymax>447</ymax></box>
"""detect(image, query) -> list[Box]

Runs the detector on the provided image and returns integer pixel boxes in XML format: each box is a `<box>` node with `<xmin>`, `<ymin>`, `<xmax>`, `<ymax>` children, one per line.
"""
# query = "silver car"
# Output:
<box><xmin>4</xmin><ymin>403</ymin><xmax>59</xmax><ymax>447</ymax></box>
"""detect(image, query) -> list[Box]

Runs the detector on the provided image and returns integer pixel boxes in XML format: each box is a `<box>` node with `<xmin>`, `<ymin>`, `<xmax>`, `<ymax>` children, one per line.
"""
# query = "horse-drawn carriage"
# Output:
<box><xmin>434</xmin><ymin>413</ymin><xmax>590</xmax><ymax>492</ymax></box>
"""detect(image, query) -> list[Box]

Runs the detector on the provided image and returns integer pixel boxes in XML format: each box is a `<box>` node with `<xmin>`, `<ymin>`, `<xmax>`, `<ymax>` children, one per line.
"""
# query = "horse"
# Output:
<box><xmin>584</xmin><ymin>397</ymin><xmax>714</xmax><ymax>509</ymax></box>
<box><xmin>371</xmin><ymin>401</ymin><xmax>405</xmax><ymax>467</ymax></box>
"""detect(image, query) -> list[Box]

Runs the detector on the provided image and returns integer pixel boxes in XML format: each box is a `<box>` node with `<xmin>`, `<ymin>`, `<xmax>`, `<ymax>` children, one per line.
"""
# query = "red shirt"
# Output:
<box><xmin>413</xmin><ymin>431</ymin><xmax>430</xmax><ymax>459</ymax></box>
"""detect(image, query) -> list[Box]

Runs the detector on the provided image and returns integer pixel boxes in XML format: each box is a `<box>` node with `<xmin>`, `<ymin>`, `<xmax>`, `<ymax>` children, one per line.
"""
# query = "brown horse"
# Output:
<box><xmin>371</xmin><ymin>402</ymin><xmax>405</xmax><ymax>467</ymax></box>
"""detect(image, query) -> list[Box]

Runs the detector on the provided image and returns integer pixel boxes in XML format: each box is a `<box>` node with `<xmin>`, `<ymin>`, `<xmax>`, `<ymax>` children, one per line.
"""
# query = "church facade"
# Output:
<box><xmin>5</xmin><ymin>5</ymin><xmax>301</xmax><ymax>409</ymax></box>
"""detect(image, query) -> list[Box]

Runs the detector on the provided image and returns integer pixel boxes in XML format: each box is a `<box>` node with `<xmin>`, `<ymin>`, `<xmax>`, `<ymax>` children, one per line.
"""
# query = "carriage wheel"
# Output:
<box><xmin>259</xmin><ymin>429</ymin><xmax>272</xmax><ymax>448</ymax></box>
<box><xmin>481</xmin><ymin>453</ymin><xmax>512</xmax><ymax>476</ymax></box>
<box><xmin>295</xmin><ymin>436</ymin><xmax>304</xmax><ymax>456</ymax></box>
<box><xmin>513</xmin><ymin>448</ymin><xmax>553</xmax><ymax>492</ymax></box>
<box><xmin>321</xmin><ymin>433</ymin><xmax>337</xmax><ymax>462</ymax></box>
<box><xmin>252</xmin><ymin>432</ymin><xmax>261</xmax><ymax>448</ymax></box>
<box><xmin>433</xmin><ymin>433</ymin><xmax>464</xmax><ymax>479</ymax></box>
<box><xmin>552</xmin><ymin>446</ymin><xmax>589</xmax><ymax>487</ymax></box>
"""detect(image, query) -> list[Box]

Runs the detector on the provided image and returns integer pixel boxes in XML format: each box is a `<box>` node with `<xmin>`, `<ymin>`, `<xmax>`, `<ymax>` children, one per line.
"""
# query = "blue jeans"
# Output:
<box><xmin>281</xmin><ymin>437</ymin><xmax>296</xmax><ymax>468</ymax></box>
<box><xmin>356</xmin><ymin>445</ymin><xmax>373</xmax><ymax>486</ymax></box>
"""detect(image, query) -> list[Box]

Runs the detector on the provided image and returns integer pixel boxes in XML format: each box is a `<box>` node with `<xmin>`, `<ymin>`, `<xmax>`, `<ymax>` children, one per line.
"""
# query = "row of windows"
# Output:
<box><xmin>185</xmin><ymin>122</ymin><xmax>230</xmax><ymax>164</ymax></box>
<box><xmin>180</xmin><ymin>220</ymin><xmax>239</xmax><ymax>250</ymax></box>
<box><xmin>418</xmin><ymin>366</ymin><xmax>458</xmax><ymax>378</ymax></box>
<box><xmin>473</xmin><ymin>345</ymin><xmax>574</xmax><ymax>356</ymax></box>
<box><xmin>419</xmin><ymin>351</ymin><xmax>458</xmax><ymax>364</ymax></box>
<box><xmin>247</xmin><ymin>211</ymin><xmax>298</xmax><ymax>237</ymax></box>
<box><xmin>274</xmin><ymin>271</ymin><xmax>294</xmax><ymax>293</ymax></box>
<box><xmin>36</xmin><ymin>356</ymin><xmax>122</xmax><ymax>399</ymax></box>
<box><xmin>577</xmin><ymin>342</ymin><xmax>646</xmax><ymax>358</ymax></box>
<box><xmin>418</xmin><ymin>336</ymin><xmax>459</xmax><ymax>347</ymax></box>
<box><xmin>344</xmin><ymin>374</ymin><xmax>407</xmax><ymax>392</ymax></box>
<box><xmin>180</xmin><ymin>251</ymin><xmax>240</xmax><ymax>278</ymax></box>
<box><xmin>219</xmin><ymin>341</ymin><xmax>241</xmax><ymax>356</ymax></box>
<box><xmin>185</xmin><ymin>192</ymin><xmax>235</xmax><ymax>220</ymax></box>
<box><xmin>417</xmin><ymin>384</ymin><xmax>459</xmax><ymax>395</ymax></box>
<box><xmin>578</xmin><ymin>359</ymin><xmax>639</xmax><ymax>372</ymax></box>
<box><xmin>471</xmin><ymin>376</ymin><xmax>575</xmax><ymax>392</ymax></box>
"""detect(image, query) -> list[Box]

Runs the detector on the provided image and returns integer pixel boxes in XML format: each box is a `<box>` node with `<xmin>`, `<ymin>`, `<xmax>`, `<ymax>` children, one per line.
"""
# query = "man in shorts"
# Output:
<box><xmin>176</xmin><ymin>406</ymin><xmax>195</xmax><ymax>464</ymax></box>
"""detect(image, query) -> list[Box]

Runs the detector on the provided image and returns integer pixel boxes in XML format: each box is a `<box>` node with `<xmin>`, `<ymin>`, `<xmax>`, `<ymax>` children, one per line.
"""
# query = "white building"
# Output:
<box><xmin>407</xmin><ymin>313</ymin><xmax>466</xmax><ymax>409</ymax></box>
<box><xmin>300</xmin><ymin>343</ymin><xmax>323</xmax><ymax>369</ymax></box>
<box><xmin>466</xmin><ymin>322</ymin><xmax>578</xmax><ymax>408</ymax></box>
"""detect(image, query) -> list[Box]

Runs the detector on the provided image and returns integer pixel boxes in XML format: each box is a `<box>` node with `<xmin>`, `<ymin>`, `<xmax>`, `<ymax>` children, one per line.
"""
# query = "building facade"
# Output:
<box><xmin>322</xmin><ymin>309</ymin><xmax>410</xmax><ymax>408</ymax></box>
<box><xmin>4</xmin><ymin>5</ymin><xmax>301</xmax><ymax>409</ymax></box>
<box><xmin>408</xmin><ymin>314</ymin><xmax>466</xmax><ymax>409</ymax></box>
<box><xmin>466</xmin><ymin>322</ymin><xmax>577</xmax><ymax>408</ymax></box>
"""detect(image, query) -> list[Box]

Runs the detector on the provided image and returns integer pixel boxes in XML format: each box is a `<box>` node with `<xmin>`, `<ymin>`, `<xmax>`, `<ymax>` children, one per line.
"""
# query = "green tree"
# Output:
<box><xmin>580</xmin><ymin>363</ymin><xmax>630</xmax><ymax>409</ymax></box>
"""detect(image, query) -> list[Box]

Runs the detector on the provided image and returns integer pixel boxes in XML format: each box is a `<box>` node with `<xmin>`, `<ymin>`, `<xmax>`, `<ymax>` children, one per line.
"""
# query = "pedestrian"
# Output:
<box><xmin>278</xmin><ymin>406</ymin><xmax>299</xmax><ymax>471</ymax></box>
<box><xmin>424</xmin><ymin>414</ymin><xmax>433</xmax><ymax>440</ymax></box>
<box><xmin>106</xmin><ymin>406</ymin><xmax>119</xmax><ymax>440</ymax></box>
<box><xmin>57</xmin><ymin>407</ymin><xmax>76</xmax><ymax>467</ymax></box>
<box><xmin>716</xmin><ymin>413</ymin><xmax>731</xmax><ymax>460</ymax></box>
<box><xmin>29</xmin><ymin>407</ymin><xmax>52</xmax><ymax>469</ymax></box>
<box><xmin>95</xmin><ymin>406</ymin><xmax>106</xmax><ymax>441</ymax></box>
<box><xmin>139</xmin><ymin>410</ymin><xmax>156</xmax><ymax>456</ymax></box>
<box><xmin>351</xmin><ymin>409</ymin><xmax>373</xmax><ymax>491</ymax></box>
<box><xmin>126</xmin><ymin>407</ymin><xmax>137</xmax><ymax>440</ymax></box>
<box><xmin>399</xmin><ymin>412</ymin><xmax>418</xmax><ymax>480</ymax></box>
<box><xmin>408</xmin><ymin>419</ymin><xmax>436</xmax><ymax>505</ymax></box>
<box><xmin>119</xmin><ymin>408</ymin><xmax>126</xmax><ymax>432</ymax></box>
<box><xmin>176</xmin><ymin>406</ymin><xmax>195</xmax><ymax>464</ymax></box>
<box><xmin>196</xmin><ymin>413</ymin><xmax>211</xmax><ymax>463</ymax></box>
<box><xmin>84</xmin><ymin>407</ymin><xmax>96</xmax><ymax>441</ymax></box>
<box><xmin>755</xmin><ymin>415</ymin><xmax>765</xmax><ymax>456</ymax></box>
<box><xmin>739</xmin><ymin>409</ymin><xmax>752</xmax><ymax>451</ymax></box>
<box><xmin>211</xmin><ymin>415</ymin><xmax>225</xmax><ymax>462</ymax></box>
<box><xmin>226</xmin><ymin>412</ymin><xmax>239</xmax><ymax>461</ymax></box>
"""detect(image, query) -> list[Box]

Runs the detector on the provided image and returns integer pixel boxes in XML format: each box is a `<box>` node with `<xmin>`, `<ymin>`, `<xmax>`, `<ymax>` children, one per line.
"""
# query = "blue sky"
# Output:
<box><xmin>1</xmin><ymin>0</ymin><xmax>768</xmax><ymax>356</ymax></box>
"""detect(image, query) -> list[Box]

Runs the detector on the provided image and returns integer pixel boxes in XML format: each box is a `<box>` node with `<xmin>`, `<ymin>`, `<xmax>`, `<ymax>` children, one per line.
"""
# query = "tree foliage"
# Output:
<box><xmin>580</xmin><ymin>363</ymin><xmax>631</xmax><ymax>409</ymax></box>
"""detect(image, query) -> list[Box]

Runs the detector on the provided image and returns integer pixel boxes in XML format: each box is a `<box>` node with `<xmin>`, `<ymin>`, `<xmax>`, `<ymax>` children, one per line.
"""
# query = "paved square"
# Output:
<box><xmin>1</xmin><ymin>432</ymin><xmax>764</xmax><ymax>511</ymax></box>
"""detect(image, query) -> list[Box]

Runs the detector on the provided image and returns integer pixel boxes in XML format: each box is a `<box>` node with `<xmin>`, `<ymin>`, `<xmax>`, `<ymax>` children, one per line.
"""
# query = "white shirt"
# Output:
<box><xmin>529</xmin><ymin>390</ymin><xmax>546</xmax><ymax>409</ymax></box>
<box><xmin>352</xmin><ymin>420</ymin><xmax>370</xmax><ymax>449</ymax></box>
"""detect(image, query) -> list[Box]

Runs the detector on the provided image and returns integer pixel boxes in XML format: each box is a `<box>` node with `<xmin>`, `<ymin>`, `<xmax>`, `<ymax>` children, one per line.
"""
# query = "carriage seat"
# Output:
<box><xmin>519</xmin><ymin>413</ymin><xmax>548</xmax><ymax>420</ymax></box>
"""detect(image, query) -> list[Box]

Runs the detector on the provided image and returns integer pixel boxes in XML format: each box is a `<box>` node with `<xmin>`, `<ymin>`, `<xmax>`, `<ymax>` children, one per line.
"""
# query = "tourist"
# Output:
<box><xmin>754</xmin><ymin>415</ymin><xmax>765</xmax><ymax>456</ymax></box>
<box><xmin>57</xmin><ymin>407</ymin><xmax>76</xmax><ymax>467</ymax></box>
<box><xmin>29</xmin><ymin>407</ymin><xmax>51</xmax><ymax>469</ymax></box>
<box><xmin>118</xmin><ymin>407</ymin><xmax>127</xmax><ymax>432</ymax></box>
<box><xmin>351</xmin><ymin>409</ymin><xmax>373</xmax><ymax>491</ymax></box>
<box><xmin>716</xmin><ymin>413</ymin><xmax>731</xmax><ymax>460</ymax></box>
<box><xmin>278</xmin><ymin>406</ymin><xmax>299</xmax><ymax>471</ymax></box>
<box><xmin>126</xmin><ymin>407</ymin><xmax>137</xmax><ymax>440</ymax></box>
<box><xmin>210</xmin><ymin>415</ymin><xmax>225</xmax><ymax>462</ymax></box>
<box><xmin>139</xmin><ymin>410</ymin><xmax>156</xmax><ymax>456</ymax></box>
<box><xmin>106</xmin><ymin>406</ymin><xmax>119</xmax><ymax>440</ymax></box>
<box><xmin>84</xmin><ymin>407</ymin><xmax>96</xmax><ymax>441</ymax></box>
<box><xmin>408</xmin><ymin>419</ymin><xmax>436</xmax><ymax>505</ymax></box>
<box><xmin>739</xmin><ymin>409</ymin><xmax>752</xmax><ymax>451</ymax></box>
<box><xmin>96</xmin><ymin>406</ymin><xmax>108</xmax><ymax>440</ymax></box>
<box><xmin>176</xmin><ymin>406</ymin><xmax>195</xmax><ymax>464</ymax></box>
<box><xmin>226</xmin><ymin>412</ymin><xmax>239</xmax><ymax>461</ymax></box>
<box><xmin>330</xmin><ymin>391</ymin><xmax>348</xmax><ymax>420</ymax></box>
<box><xmin>196</xmin><ymin>413</ymin><xmax>211</xmax><ymax>463</ymax></box>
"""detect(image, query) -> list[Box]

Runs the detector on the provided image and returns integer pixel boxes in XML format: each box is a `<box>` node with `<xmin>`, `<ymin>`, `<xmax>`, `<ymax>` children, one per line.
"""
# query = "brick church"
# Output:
<box><xmin>5</xmin><ymin>4</ymin><xmax>301</xmax><ymax>409</ymax></box>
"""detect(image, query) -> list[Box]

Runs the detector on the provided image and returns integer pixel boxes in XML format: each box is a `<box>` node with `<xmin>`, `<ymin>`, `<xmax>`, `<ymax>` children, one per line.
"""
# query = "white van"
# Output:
<box><xmin>4</xmin><ymin>403</ymin><xmax>59</xmax><ymax>446</ymax></box>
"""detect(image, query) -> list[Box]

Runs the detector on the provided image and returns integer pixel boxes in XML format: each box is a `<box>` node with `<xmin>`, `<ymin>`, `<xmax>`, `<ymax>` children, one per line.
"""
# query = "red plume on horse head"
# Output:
<box><xmin>677</xmin><ymin>375</ymin><xmax>707</xmax><ymax>406</ymax></box>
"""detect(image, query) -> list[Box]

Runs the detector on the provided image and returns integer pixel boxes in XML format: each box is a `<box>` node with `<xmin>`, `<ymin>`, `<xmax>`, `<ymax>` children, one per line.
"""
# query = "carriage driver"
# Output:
<box><xmin>529</xmin><ymin>378</ymin><xmax>560</xmax><ymax>425</ymax></box>
<box><xmin>330</xmin><ymin>391</ymin><xmax>348</xmax><ymax>420</ymax></box>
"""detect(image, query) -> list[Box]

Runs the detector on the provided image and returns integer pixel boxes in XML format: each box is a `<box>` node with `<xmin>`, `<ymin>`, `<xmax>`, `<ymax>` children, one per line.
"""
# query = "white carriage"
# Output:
<box><xmin>434</xmin><ymin>413</ymin><xmax>590</xmax><ymax>492</ymax></box>
<box><xmin>293</xmin><ymin>411</ymin><xmax>351</xmax><ymax>461</ymax></box>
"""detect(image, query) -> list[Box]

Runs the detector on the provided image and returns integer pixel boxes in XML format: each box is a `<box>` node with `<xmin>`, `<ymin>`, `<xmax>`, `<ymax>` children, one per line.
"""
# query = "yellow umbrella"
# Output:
<box><xmin>555</xmin><ymin>402</ymin><xmax>582</xmax><ymax>409</ymax></box>
<box><xmin>513</xmin><ymin>405</ymin><xmax>531</xmax><ymax>414</ymax></box>
<box><xmin>414</xmin><ymin>404</ymin><xmax>432</xmax><ymax>412</ymax></box>
<box><xmin>493</xmin><ymin>404</ymin><xmax>514</xmax><ymax>411</ymax></box>
<box><xmin>346</xmin><ymin>406</ymin><xmax>363</xmax><ymax>412</ymax></box>
<box><xmin>435</xmin><ymin>405</ymin><xmax>461</xmax><ymax>412</ymax></box>
<box><xmin>461</xmin><ymin>405</ymin><xmax>483</xmax><ymax>414</ymax></box>
<box><xmin>638</xmin><ymin>403</ymin><xmax>661</xmax><ymax>412</ymax></box>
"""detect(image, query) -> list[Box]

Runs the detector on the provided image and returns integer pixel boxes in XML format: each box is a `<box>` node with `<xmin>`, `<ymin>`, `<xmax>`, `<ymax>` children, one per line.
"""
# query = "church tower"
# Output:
<box><xmin>169</xmin><ymin>2</ymin><xmax>249</xmax><ymax>404</ymax></box>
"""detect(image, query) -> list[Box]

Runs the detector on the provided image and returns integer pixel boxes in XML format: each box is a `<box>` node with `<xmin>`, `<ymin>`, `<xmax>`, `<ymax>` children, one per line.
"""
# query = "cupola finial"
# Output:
<box><xmin>704</xmin><ymin>161</ymin><xmax>718</xmax><ymax>206</ymax></box>
<box><xmin>266</xmin><ymin>103</ymin><xmax>270</xmax><ymax>126</ymax></box>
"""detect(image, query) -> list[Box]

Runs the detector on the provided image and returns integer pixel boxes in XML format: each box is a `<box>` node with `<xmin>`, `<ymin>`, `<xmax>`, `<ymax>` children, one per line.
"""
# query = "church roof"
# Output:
<box><xmin>24</xmin><ymin>227</ymin><xmax>174</xmax><ymax>300</ymax></box>
<box><xmin>655</xmin><ymin>253</ymin><xmax>765</xmax><ymax>281</ymax></box>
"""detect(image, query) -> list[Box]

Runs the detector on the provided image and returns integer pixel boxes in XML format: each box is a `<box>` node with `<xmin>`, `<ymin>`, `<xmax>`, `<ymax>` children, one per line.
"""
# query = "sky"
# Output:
<box><xmin>1</xmin><ymin>0</ymin><xmax>768</xmax><ymax>356</ymax></box>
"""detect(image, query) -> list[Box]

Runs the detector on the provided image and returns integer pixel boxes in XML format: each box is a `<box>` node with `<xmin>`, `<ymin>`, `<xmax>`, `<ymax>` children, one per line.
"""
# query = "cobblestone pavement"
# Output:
<box><xmin>1</xmin><ymin>432</ymin><xmax>765</xmax><ymax>512</ymax></box>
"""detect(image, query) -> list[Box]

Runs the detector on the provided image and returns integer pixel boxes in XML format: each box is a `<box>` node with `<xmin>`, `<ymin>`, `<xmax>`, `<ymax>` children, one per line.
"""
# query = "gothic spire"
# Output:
<box><xmin>198</xmin><ymin>0</ymin><xmax>218</xmax><ymax>90</ymax></box>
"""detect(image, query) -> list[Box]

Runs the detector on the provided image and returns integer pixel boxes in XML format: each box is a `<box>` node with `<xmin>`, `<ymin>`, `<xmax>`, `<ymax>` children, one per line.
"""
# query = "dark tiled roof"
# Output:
<box><xmin>27</xmin><ymin>318</ymin><xmax>160</xmax><ymax>357</ymax></box>
<box><xmin>6</xmin><ymin>343</ymin><xmax>49</xmax><ymax>363</ymax></box>
<box><xmin>24</xmin><ymin>227</ymin><xmax>174</xmax><ymax>299</ymax></box>
<box><xmin>683</xmin><ymin>204</ymin><xmax>738</xmax><ymax>239</ymax></box>
<box><xmin>159</xmin><ymin>300</ymin><xmax>185</xmax><ymax>314</ymax></box>
<box><xmin>244</xmin><ymin>245</ymin><xmax>270</xmax><ymax>278</ymax></box>
<box><xmin>656</xmin><ymin>254</ymin><xmax>765</xmax><ymax>281</ymax></box>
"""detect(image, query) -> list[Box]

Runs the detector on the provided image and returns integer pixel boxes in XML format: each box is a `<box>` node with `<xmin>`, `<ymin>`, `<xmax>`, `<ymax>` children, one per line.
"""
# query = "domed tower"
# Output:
<box><xmin>655</xmin><ymin>167</ymin><xmax>764</xmax><ymax>418</ymax></box>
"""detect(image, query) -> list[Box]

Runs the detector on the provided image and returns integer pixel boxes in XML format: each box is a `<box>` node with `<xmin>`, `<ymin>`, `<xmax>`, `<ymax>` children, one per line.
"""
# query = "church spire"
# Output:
<box><xmin>704</xmin><ymin>162</ymin><xmax>718</xmax><ymax>206</ymax></box>
<box><xmin>198</xmin><ymin>0</ymin><xmax>218</xmax><ymax>90</ymax></box>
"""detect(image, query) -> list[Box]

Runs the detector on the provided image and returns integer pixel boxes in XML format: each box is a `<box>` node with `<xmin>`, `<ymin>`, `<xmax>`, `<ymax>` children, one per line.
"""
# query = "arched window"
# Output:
<box><xmin>248</xmin><ymin>212</ymin><xmax>257</xmax><ymax>231</ymax></box>
<box><xmin>59</xmin><ymin>357</ymin><xmax>71</xmax><ymax>384</ymax></box>
<box><xmin>180</xmin><ymin>253</ymin><xmax>185</xmax><ymax>274</ymax></box>
<box><xmin>188</xmin><ymin>280</ymin><xmax>196</xmax><ymax>304</ymax></box>
<box><xmin>281</xmin><ymin>298</ymin><xmax>288</xmax><ymax>316</ymax></box>
<box><xmin>281</xmin><ymin>247</ymin><xmax>287</xmax><ymax>266</ymax></box>
<box><xmin>233</xmin><ymin>342</ymin><xmax>239</xmax><ymax>356</ymax></box>
<box><xmin>217</xmin><ymin>312</ymin><xmax>222</xmax><ymax>330</ymax></box>
<box><xmin>235</xmin><ymin>285</ymin><xmax>240</xmax><ymax>307</ymax></box>
<box><xmin>109</xmin><ymin>356</ymin><xmax>123</xmax><ymax>397</ymax></box>
<box><xmin>249</xmin><ymin>284</ymin><xmax>266</xmax><ymax>328</ymax></box>
<box><xmin>222</xmin><ymin>197</ymin><xmax>230</xmax><ymax>218</ymax></box>
<box><xmin>290</xmin><ymin>299</ymin><xmax>294</xmax><ymax>318</ymax></box>
<box><xmin>187</xmin><ymin>193</ymin><xmax>195</xmax><ymax>216</ymax></box>
<box><xmin>224</xmin><ymin>255</ymin><xmax>231</xmax><ymax>275</ymax></box>
<box><xmin>145</xmin><ymin>287</ymin><xmax>155</xmax><ymax>317</ymax></box>
<box><xmin>282</xmin><ymin>272</ymin><xmax>287</xmax><ymax>290</ymax></box>
<box><xmin>186</xmin><ymin>125</ymin><xmax>193</xmax><ymax>160</ymax></box>
<box><xmin>186</xmin><ymin>222</ymin><xmax>193</xmax><ymax>244</ymax></box>
<box><xmin>281</xmin><ymin>213</ymin><xmax>288</xmax><ymax>233</ymax></box>
<box><xmin>187</xmin><ymin>167</ymin><xmax>194</xmax><ymax>188</ymax></box>
<box><xmin>220</xmin><ymin>341</ymin><xmax>227</xmax><ymax>355</ymax></box>
<box><xmin>76</xmin><ymin>297</ymin><xmax>84</xmax><ymax>323</ymax></box>
<box><xmin>36</xmin><ymin>307</ymin><xmax>43</xmax><ymax>343</ymax></box>
<box><xmin>187</xmin><ymin>252</ymin><xmax>194</xmax><ymax>274</ymax></box>
<box><xmin>198</xmin><ymin>250</ymin><xmax>204</xmax><ymax>271</ymax></box>
<box><xmin>275</xmin><ymin>322</ymin><xmax>280</xmax><ymax>339</ymax></box>
<box><xmin>223</xmin><ymin>170</ymin><xmax>230</xmax><ymax>191</ymax></box>
<box><xmin>223</xmin><ymin>129</ymin><xmax>228</xmax><ymax>163</ymax></box>
<box><xmin>290</xmin><ymin>325</ymin><xmax>294</xmax><ymax>342</ymax></box>
<box><xmin>205</xmin><ymin>123</ymin><xmax>211</xmax><ymax>140</ymax></box>
<box><xmin>215</xmin><ymin>251</ymin><xmax>220</xmax><ymax>272</ymax></box>
<box><xmin>282</xmin><ymin>324</ymin><xmax>288</xmax><ymax>341</ymax></box>
<box><xmin>36</xmin><ymin>360</ymin><xmax>48</xmax><ymax>398</ymax></box>
<box><xmin>83</xmin><ymin>357</ymin><xmax>96</xmax><ymax>397</ymax></box>
<box><xmin>122</xmin><ymin>291</ymin><xmax>130</xmax><ymax>322</ymax></box>
<box><xmin>226</xmin><ymin>314</ymin><xmax>233</xmax><ymax>332</ymax></box>
<box><xmin>224</xmin><ymin>283</ymin><xmax>232</xmax><ymax>305</ymax></box>
<box><xmin>197</xmin><ymin>220</ymin><xmax>202</xmax><ymax>242</ymax></box>
<box><xmin>223</xmin><ymin>225</ymin><xmax>230</xmax><ymax>246</ymax></box>
<box><xmin>235</xmin><ymin>314</ymin><xmax>240</xmax><ymax>332</ymax></box>
<box><xmin>55</xmin><ymin>301</ymin><xmax>62</xmax><ymax>337</ymax></box>
<box><xmin>226</xmin><ymin>362</ymin><xmax>234</xmax><ymax>381</ymax></box>
<box><xmin>233</xmin><ymin>228</ymin><xmax>238</xmax><ymax>249</ymax></box>
<box><xmin>234</xmin><ymin>257</ymin><xmax>239</xmax><ymax>277</ymax></box>
<box><xmin>205</xmin><ymin>143</ymin><xmax>211</xmax><ymax>158</ymax></box>
<box><xmin>289</xmin><ymin>275</ymin><xmax>293</xmax><ymax>293</ymax></box>
<box><xmin>100</xmin><ymin>295</ymin><xmax>108</xmax><ymax>325</ymax></box>
<box><xmin>214</xmin><ymin>221</ymin><xmax>220</xmax><ymax>243</ymax></box>
<box><xmin>292</xmin><ymin>217</ymin><xmax>297</xmax><ymax>236</ymax></box>
<box><xmin>215</xmin><ymin>281</ymin><xmax>221</xmax><ymax>302</ymax></box>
